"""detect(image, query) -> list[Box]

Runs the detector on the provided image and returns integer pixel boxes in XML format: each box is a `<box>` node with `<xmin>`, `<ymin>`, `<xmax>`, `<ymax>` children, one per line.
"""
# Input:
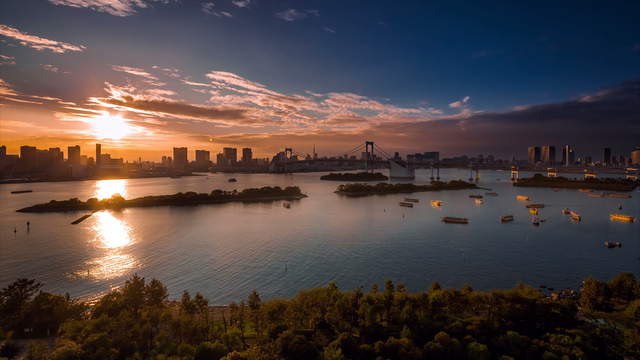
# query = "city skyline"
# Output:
<box><xmin>1</xmin><ymin>1</ymin><xmax>639</xmax><ymax>160</ymax></box>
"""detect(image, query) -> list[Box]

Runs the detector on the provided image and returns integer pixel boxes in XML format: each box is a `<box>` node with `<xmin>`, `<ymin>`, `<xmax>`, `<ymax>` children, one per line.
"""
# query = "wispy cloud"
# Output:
<box><xmin>201</xmin><ymin>2</ymin><xmax>233</xmax><ymax>17</ymax></box>
<box><xmin>0</xmin><ymin>54</ymin><xmax>15</xmax><ymax>65</ymax></box>
<box><xmin>0</xmin><ymin>24</ymin><xmax>86</xmax><ymax>53</ymax></box>
<box><xmin>275</xmin><ymin>9</ymin><xmax>319</xmax><ymax>22</ymax></box>
<box><xmin>323</xmin><ymin>26</ymin><xmax>336</xmax><ymax>34</ymax></box>
<box><xmin>42</xmin><ymin>64</ymin><xmax>67</xmax><ymax>73</ymax></box>
<box><xmin>111</xmin><ymin>65</ymin><xmax>166</xmax><ymax>86</ymax></box>
<box><xmin>231</xmin><ymin>0</ymin><xmax>251</xmax><ymax>8</ymax></box>
<box><xmin>449</xmin><ymin>95</ymin><xmax>470</xmax><ymax>108</ymax></box>
<box><xmin>47</xmin><ymin>0</ymin><xmax>176</xmax><ymax>17</ymax></box>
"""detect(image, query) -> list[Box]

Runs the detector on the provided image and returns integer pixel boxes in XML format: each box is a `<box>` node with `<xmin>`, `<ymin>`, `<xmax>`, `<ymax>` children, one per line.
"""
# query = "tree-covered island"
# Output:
<box><xmin>335</xmin><ymin>180</ymin><xmax>477</xmax><ymax>197</ymax></box>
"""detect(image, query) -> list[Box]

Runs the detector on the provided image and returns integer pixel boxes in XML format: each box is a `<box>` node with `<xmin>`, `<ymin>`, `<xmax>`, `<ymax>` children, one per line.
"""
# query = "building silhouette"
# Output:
<box><xmin>527</xmin><ymin>146</ymin><xmax>541</xmax><ymax>164</ymax></box>
<box><xmin>173</xmin><ymin>147</ymin><xmax>188</xmax><ymax>169</ymax></box>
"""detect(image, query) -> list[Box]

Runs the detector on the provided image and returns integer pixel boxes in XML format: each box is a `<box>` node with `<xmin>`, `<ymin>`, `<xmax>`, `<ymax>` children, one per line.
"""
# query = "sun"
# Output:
<box><xmin>90</xmin><ymin>112</ymin><xmax>131</xmax><ymax>140</ymax></box>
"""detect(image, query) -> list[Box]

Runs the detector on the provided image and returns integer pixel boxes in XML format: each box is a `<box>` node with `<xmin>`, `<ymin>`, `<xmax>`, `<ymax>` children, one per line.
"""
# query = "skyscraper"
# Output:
<box><xmin>68</xmin><ymin>145</ymin><xmax>81</xmax><ymax>165</ymax></box>
<box><xmin>527</xmin><ymin>146</ymin><xmax>541</xmax><ymax>164</ymax></box>
<box><xmin>195</xmin><ymin>150</ymin><xmax>210</xmax><ymax>163</ymax></box>
<box><xmin>242</xmin><ymin>148</ymin><xmax>252</xmax><ymax>163</ymax></box>
<box><xmin>603</xmin><ymin>147</ymin><xmax>611</xmax><ymax>166</ymax></box>
<box><xmin>173</xmin><ymin>147</ymin><xmax>188</xmax><ymax>169</ymax></box>
<box><xmin>541</xmin><ymin>145</ymin><xmax>556</xmax><ymax>165</ymax></box>
<box><xmin>223</xmin><ymin>147</ymin><xmax>237</xmax><ymax>165</ymax></box>
<box><xmin>631</xmin><ymin>146</ymin><xmax>640</xmax><ymax>165</ymax></box>
<box><xmin>562</xmin><ymin>145</ymin><xmax>575</xmax><ymax>167</ymax></box>
<box><xmin>96</xmin><ymin>143</ymin><xmax>101</xmax><ymax>167</ymax></box>
<box><xmin>20</xmin><ymin>145</ymin><xmax>37</xmax><ymax>171</ymax></box>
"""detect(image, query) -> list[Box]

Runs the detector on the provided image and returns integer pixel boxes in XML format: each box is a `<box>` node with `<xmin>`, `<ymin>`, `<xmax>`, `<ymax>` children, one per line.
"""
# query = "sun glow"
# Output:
<box><xmin>94</xmin><ymin>179</ymin><xmax>127</xmax><ymax>200</ymax></box>
<box><xmin>90</xmin><ymin>112</ymin><xmax>131</xmax><ymax>140</ymax></box>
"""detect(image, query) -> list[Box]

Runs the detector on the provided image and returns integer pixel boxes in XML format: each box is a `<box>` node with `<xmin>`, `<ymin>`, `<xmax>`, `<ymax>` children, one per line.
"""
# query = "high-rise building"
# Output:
<box><xmin>631</xmin><ymin>146</ymin><xmax>640</xmax><ymax>165</ymax></box>
<box><xmin>541</xmin><ymin>145</ymin><xmax>556</xmax><ymax>165</ymax></box>
<box><xmin>216</xmin><ymin>153</ymin><xmax>225</xmax><ymax>166</ymax></box>
<box><xmin>96</xmin><ymin>144</ymin><xmax>102</xmax><ymax>167</ymax></box>
<box><xmin>20</xmin><ymin>145</ymin><xmax>37</xmax><ymax>170</ymax></box>
<box><xmin>173</xmin><ymin>147</ymin><xmax>188</xmax><ymax>169</ymax></box>
<box><xmin>195</xmin><ymin>150</ymin><xmax>210</xmax><ymax>163</ymax></box>
<box><xmin>242</xmin><ymin>148</ymin><xmax>252</xmax><ymax>163</ymax></box>
<box><xmin>223</xmin><ymin>147</ymin><xmax>237</xmax><ymax>165</ymax></box>
<box><xmin>527</xmin><ymin>146</ymin><xmax>541</xmax><ymax>164</ymax></box>
<box><xmin>603</xmin><ymin>147</ymin><xmax>611</xmax><ymax>166</ymax></box>
<box><xmin>49</xmin><ymin>147</ymin><xmax>63</xmax><ymax>163</ymax></box>
<box><xmin>0</xmin><ymin>145</ymin><xmax>6</xmax><ymax>157</ymax></box>
<box><xmin>562</xmin><ymin>145</ymin><xmax>575</xmax><ymax>167</ymax></box>
<box><xmin>68</xmin><ymin>145</ymin><xmax>81</xmax><ymax>165</ymax></box>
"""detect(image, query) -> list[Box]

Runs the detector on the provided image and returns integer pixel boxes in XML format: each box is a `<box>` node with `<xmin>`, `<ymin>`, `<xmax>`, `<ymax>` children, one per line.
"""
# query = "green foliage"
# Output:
<box><xmin>336</xmin><ymin>180</ymin><xmax>476</xmax><ymax>195</ymax></box>
<box><xmin>2</xmin><ymin>272</ymin><xmax>639</xmax><ymax>359</ymax></box>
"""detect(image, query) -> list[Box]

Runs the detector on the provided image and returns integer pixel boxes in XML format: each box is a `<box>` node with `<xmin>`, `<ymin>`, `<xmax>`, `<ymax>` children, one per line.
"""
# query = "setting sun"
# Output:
<box><xmin>90</xmin><ymin>112</ymin><xmax>131</xmax><ymax>140</ymax></box>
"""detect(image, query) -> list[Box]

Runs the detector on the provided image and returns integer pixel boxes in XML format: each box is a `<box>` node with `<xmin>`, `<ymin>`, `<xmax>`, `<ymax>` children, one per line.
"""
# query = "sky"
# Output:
<box><xmin>0</xmin><ymin>0</ymin><xmax>638</xmax><ymax>161</ymax></box>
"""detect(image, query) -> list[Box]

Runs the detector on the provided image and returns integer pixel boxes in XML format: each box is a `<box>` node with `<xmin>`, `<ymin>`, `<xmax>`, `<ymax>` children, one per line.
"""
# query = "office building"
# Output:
<box><xmin>603</xmin><ymin>147</ymin><xmax>611</xmax><ymax>166</ymax></box>
<box><xmin>0</xmin><ymin>145</ymin><xmax>5</xmax><ymax>157</ymax></box>
<box><xmin>242</xmin><ymin>148</ymin><xmax>252</xmax><ymax>163</ymax></box>
<box><xmin>562</xmin><ymin>145</ymin><xmax>575</xmax><ymax>166</ymax></box>
<box><xmin>223</xmin><ymin>147</ymin><xmax>237</xmax><ymax>165</ymax></box>
<box><xmin>20</xmin><ymin>145</ymin><xmax>37</xmax><ymax>170</ymax></box>
<box><xmin>527</xmin><ymin>146</ymin><xmax>541</xmax><ymax>164</ymax></box>
<box><xmin>49</xmin><ymin>147</ymin><xmax>63</xmax><ymax>163</ymax></box>
<box><xmin>216</xmin><ymin>153</ymin><xmax>225</xmax><ymax>166</ymax></box>
<box><xmin>68</xmin><ymin>145</ymin><xmax>81</xmax><ymax>165</ymax></box>
<box><xmin>631</xmin><ymin>146</ymin><xmax>640</xmax><ymax>165</ymax></box>
<box><xmin>541</xmin><ymin>145</ymin><xmax>556</xmax><ymax>165</ymax></box>
<box><xmin>96</xmin><ymin>144</ymin><xmax>102</xmax><ymax>167</ymax></box>
<box><xmin>173</xmin><ymin>147</ymin><xmax>188</xmax><ymax>169</ymax></box>
<box><xmin>195</xmin><ymin>150</ymin><xmax>210</xmax><ymax>163</ymax></box>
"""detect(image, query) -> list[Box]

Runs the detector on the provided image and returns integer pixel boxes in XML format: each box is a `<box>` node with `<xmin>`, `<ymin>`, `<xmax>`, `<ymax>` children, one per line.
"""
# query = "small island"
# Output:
<box><xmin>335</xmin><ymin>180</ymin><xmax>477</xmax><ymax>196</ymax></box>
<box><xmin>16</xmin><ymin>186</ymin><xmax>306</xmax><ymax>213</ymax></box>
<box><xmin>320</xmin><ymin>172</ymin><xmax>389</xmax><ymax>181</ymax></box>
<box><xmin>514</xmin><ymin>174</ymin><xmax>638</xmax><ymax>191</ymax></box>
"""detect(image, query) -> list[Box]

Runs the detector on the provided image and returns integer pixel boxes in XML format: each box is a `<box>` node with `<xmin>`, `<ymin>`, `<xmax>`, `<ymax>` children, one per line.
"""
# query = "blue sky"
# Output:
<box><xmin>0</xmin><ymin>0</ymin><xmax>638</xmax><ymax>160</ymax></box>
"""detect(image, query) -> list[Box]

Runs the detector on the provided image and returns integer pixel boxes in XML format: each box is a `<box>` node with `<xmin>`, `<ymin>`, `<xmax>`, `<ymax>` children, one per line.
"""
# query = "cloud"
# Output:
<box><xmin>0</xmin><ymin>24</ymin><xmax>86</xmax><ymax>53</ymax></box>
<box><xmin>449</xmin><ymin>95</ymin><xmax>470</xmax><ymax>108</ymax></box>
<box><xmin>275</xmin><ymin>9</ymin><xmax>319</xmax><ymax>22</ymax></box>
<box><xmin>111</xmin><ymin>65</ymin><xmax>166</xmax><ymax>85</ymax></box>
<box><xmin>42</xmin><ymin>64</ymin><xmax>63</xmax><ymax>73</ymax></box>
<box><xmin>323</xmin><ymin>27</ymin><xmax>336</xmax><ymax>34</ymax></box>
<box><xmin>47</xmin><ymin>0</ymin><xmax>176</xmax><ymax>17</ymax></box>
<box><xmin>231</xmin><ymin>0</ymin><xmax>251</xmax><ymax>8</ymax></box>
<box><xmin>0</xmin><ymin>55</ymin><xmax>15</xmax><ymax>65</ymax></box>
<box><xmin>202</xmin><ymin>2</ymin><xmax>233</xmax><ymax>17</ymax></box>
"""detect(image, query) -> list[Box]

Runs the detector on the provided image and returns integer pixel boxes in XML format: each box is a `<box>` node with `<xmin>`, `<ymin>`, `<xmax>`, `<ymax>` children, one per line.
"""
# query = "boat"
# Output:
<box><xmin>608</xmin><ymin>193</ymin><xmax>632</xmax><ymax>199</ymax></box>
<box><xmin>500</xmin><ymin>215</ymin><xmax>514</xmax><ymax>222</ymax></box>
<box><xmin>525</xmin><ymin>203</ymin><xmax>545</xmax><ymax>209</ymax></box>
<box><xmin>469</xmin><ymin>195</ymin><xmax>483</xmax><ymax>199</ymax></box>
<box><xmin>528</xmin><ymin>208</ymin><xmax>538</xmax><ymax>215</ymax></box>
<box><xmin>282</xmin><ymin>202</ymin><xmax>291</xmax><ymax>209</ymax></box>
<box><xmin>228</xmin><ymin>178</ymin><xmax>237</xmax><ymax>182</ymax></box>
<box><xmin>442</xmin><ymin>217</ymin><xmax>468</xmax><ymax>224</ymax></box>
<box><xmin>430</xmin><ymin>200</ymin><xmax>442</xmax><ymax>207</ymax></box>
<box><xmin>11</xmin><ymin>190</ymin><xmax>33</xmax><ymax>194</ymax></box>
<box><xmin>587</xmin><ymin>193</ymin><xmax>604</xmax><ymax>198</ymax></box>
<box><xmin>604</xmin><ymin>242</ymin><xmax>622</xmax><ymax>248</ymax></box>
<box><xmin>532</xmin><ymin>217</ymin><xmax>540</xmax><ymax>226</ymax></box>
<box><xmin>399</xmin><ymin>202</ymin><xmax>414</xmax><ymax>208</ymax></box>
<box><xmin>485</xmin><ymin>192</ymin><xmax>498</xmax><ymax>196</ymax></box>
<box><xmin>516</xmin><ymin>195</ymin><xmax>530</xmax><ymax>201</ymax></box>
<box><xmin>474</xmin><ymin>199</ymin><xmax>484</xmax><ymax>205</ymax></box>
<box><xmin>404</xmin><ymin>198</ymin><xmax>419</xmax><ymax>203</ymax></box>
<box><xmin>578</xmin><ymin>189</ymin><xmax>593</xmax><ymax>193</ymax></box>
<box><xmin>609</xmin><ymin>214</ymin><xmax>635</xmax><ymax>222</ymax></box>
<box><xmin>71</xmin><ymin>214</ymin><xmax>92</xmax><ymax>225</ymax></box>
<box><xmin>561</xmin><ymin>208</ymin><xmax>571</xmax><ymax>215</ymax></box>
<box><xmin>569</xmin><ymin>211</ymin><xmax>581</xmax><ymax>221</ymax></box>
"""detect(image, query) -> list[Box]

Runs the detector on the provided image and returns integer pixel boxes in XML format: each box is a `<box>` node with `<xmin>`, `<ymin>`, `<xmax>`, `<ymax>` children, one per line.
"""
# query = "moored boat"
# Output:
<box><xmin>485</xmin><ymin>192</ymin><xmax>498</xmax><ymax>196</ymax></box>
<box><xmin>587</xmin><ymin>193</ymin><xmax>604</xmax><ymax>198</ymax></box>
<box><xmin>528</xmin><ymin>208</ymin><xmax>538</xmax><ymax>215</ymax></box>
<box><xmin>609</xmin><ymin>214</ymin><xmax>634</xmax><ymax>222</ymax></box>
<box><xmin>474</xmin><ymin>199</ymin><xmax>483</xmax><ymax>205</ymax></box>
<box><xmin>399</xmin><ymin>202</ymin><xmax>414</xmax><ymax>208</ymax></box>
<box><xmin>569</xmin><ymin>211</ymin><xmax>581</xmax><ymax>221</ymax></box>
<box><xmin>11</xmin><ymin>190</ymin><xmax>33</xmax><ymax>194</ymax></box>
<box><xmin>561</xmin><ymin>208</ymin><xmax>571</xmax><ymax>215</ymax></box>
<box><xmin>469</xmin><ymin>194</ymin><xmax>483</xmax><ymax>199</ymax></box>
<box><xmin>516</xmin><ymin>195</ymin><xmax>530</xmax><ymax>201</ymax></box>
<box><xmin>282</xmin><ymin>202</ymin><xmax>291</xmax><ymax>209</ymax></box>
<box><xmin>430</xmin><ymin>200</ymin><xmax>442</xmax><ymax>207</ymax></box>
<box><xmin>228</xmin><ymin>178</ymin><xmax>237</xmax><ymax>182</ymax></box>
<box><xmin>525</xmin><ymin>203</ymin><xmax>545</xmax><ymax>209</ymax></box>
<box><xmin>442</xmin><ymin>217</ymin><xmax>468</xmax><ymax>224</ymax></box>
<box><xmin>608</xmin><ymin>193</ymin><xmax>632</xmax><ymax>199</ymax></box>
<box><xmin>404</xmin><ymin>198</ymin><xmax>419</xmax><ymax>203</ymax></box>
<box><xmin>604</xmin><ymin>241</ymin><xmax>622</xmax><ymax>248</ymax></box>
<box><xmin>578</xmin><ymin>189</ymin><xmax>593</xmax><ymax>193</ymax></box>
<box><xmin>500</xmin><ymin>215</ymin><xmax>514</xmax><ymax>222</ymax></box>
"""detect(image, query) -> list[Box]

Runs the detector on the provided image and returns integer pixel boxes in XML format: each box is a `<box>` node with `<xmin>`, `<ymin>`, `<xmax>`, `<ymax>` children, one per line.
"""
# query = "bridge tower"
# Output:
<box><xmin>364</xmin><ymin>141</ymin><xmax>374</xmax><ymax>172</ymax></box>
<box><xmin>511</xmin><ymin>165</ymin><xmax>519</xmax><ymax>181</ymax></box>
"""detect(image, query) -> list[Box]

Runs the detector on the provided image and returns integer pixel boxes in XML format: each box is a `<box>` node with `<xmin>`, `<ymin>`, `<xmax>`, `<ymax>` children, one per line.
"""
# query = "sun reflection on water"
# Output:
<box><xmin>78</xmin><ymin>211</ymin><xmax>138</xmax><ymax>280</ymax></box>
<box><xmin>95</xmin><ymin>179</ymin><xmax>128</xmax><ymax>200</ymax></box>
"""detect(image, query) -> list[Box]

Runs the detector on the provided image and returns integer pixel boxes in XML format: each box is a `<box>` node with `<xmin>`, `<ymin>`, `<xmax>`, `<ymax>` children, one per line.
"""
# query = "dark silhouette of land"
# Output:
<box><xmin>16</xmin><ymin>186</ymin><xmax>306</xmax><ymax>213</ymax></box>
<box><xmin>320</xmin><ymin>172</ymin><xmax>389</xmax><ymax>181</ymax></box>
<box><xmin>335</xmin><ymin>180</ymin><xmax>477</xmax><ymax>196</ymax></box>
<box><xmin>514</xmin><ymin>174</ymin><xmax>638</xmax><ymax>191</ymax></box>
